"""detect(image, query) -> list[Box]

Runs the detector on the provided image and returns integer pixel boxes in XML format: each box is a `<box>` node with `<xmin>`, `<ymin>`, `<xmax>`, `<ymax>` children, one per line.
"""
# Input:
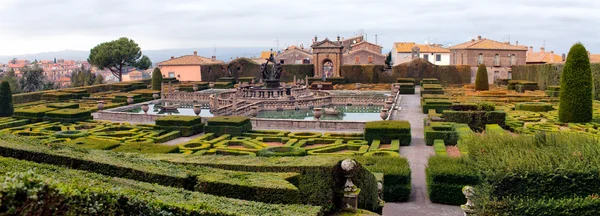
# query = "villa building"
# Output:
<box><xmin>343</xmin><ymin>40</ymin><xmax>385</xmax><ymax>65</ymax></box>
<box><xmin>275</xmin><ymin>45</ymin><xmax>312</xmax><ymax>64</ymax></box>
<box><xmin>449</xmin><ymin>36</ymin><xmax>528</xmax><ymax>83</ymax></box>
<box><xmin>391</xmin><ymin>42</ymin><xmax>450</xmax><ymax>66</ymax></box>
<box><xmin>156</xmin><ymin>51</ymin><xmax>224</xmax><ymax>81</ymax></box>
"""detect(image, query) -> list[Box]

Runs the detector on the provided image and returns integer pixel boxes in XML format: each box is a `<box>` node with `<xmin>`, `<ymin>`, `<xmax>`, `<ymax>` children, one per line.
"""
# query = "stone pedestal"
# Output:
<box><xmin>265</xmin><ymin>79</ymin><xmax>280</xmax><ymax>88</ymax></box>
<box><xmin>342</xmin><ymin>190</ymin><xmax>360</xmax><ymax>212</ymax></box>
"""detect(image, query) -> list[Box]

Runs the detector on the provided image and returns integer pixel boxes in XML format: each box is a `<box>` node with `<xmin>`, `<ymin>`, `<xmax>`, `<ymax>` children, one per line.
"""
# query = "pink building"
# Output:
<box><xmin>156</xmin><ymin>51</ymin><xmax>224</xmax><ymax>81</ymax></box>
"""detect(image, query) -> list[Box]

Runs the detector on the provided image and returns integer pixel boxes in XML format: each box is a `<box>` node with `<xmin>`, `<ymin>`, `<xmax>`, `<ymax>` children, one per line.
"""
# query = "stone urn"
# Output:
<box><xmin>393</xmin><ymin>86</ymin><xmax>399</xmax><ymax>94</ymax></box>
<box><xmin>317</xmin><ymin>84</ymin><xmax>323</xmax><ymax>90</ymax></box>
<box><xmin>384</xmin><ymin>101</ymin><xmax>393</xmax><ymax>110</ymax></box>
<box><xmin>209</xmin><ymin>82</ymin><xmax>215</xmax><ymax>88</ymax></box>
<box><xmin>313</xmin><ymin>108</ymin><xmax>323</xmax><ymax>120</ymax></box>
<box><xmin>127</xmin><ymin>96</ymin><xmax>134</xmax><ymax>105</ymax></box>
<box><xmin>97</xmin><ymin>101</ymin><xmax>105</xmax><ymax>111</ymax></box>
<box><xmin>141</xmin><ymin>103</ymin><xmax>149</xmax><ymax>114</ymax></box>
<box><xmin>193</xmin><ymin>105</ymin><xmax>202</xmax><ymax>116</ymax></box>
<box><xmin>355</xmin><ymin>83</ymin><xmax>361</xmax><ymax>90</ymax></box>
<box><xmin>193</xmin><ymin>84</ymin><xmax>199</xmax><ymax>91</ymax></box>
<box><xmin>281</xmin><ymin>82</ymin><xmax>286</xmax><ymax>88</ymax></box>
<box><xmin>153</xmin><ymin>93</ymin><xmax>160</xmax><ymax>100</ymax></box>
<box><xmin>380</xmin><ymin>108</ymin><xmax>389</xmax><ymax>120</ymax></box>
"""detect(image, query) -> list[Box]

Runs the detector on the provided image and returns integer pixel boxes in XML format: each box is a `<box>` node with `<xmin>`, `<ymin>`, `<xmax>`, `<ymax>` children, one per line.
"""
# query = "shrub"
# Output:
<box><xmin>13</xmin><ymin>107</ymin><xmax>57</xmax><ymax>122</ymax></box>
<box><xmin>151</xmin><ymin>67</ymin><xmax>163</xmax><ymax>90</ymax></box>
<box><xmin>65</xmin><ymin>137</ymin><xmax>121</xmax><ymax>150</ymax></box>
<box><xmin>155</xmin><ymin>116</ymin><xmax>204</xmax><ymax>137</ymax></box>
<box><xmin>420</xmin><ymin>78</ymin><xmax>440</xmax><ymax>85</ymax></box>
<box><xmin>205</xmin><ymin>116</ymin><xmax>252</xmax><ymax>136</ymax></box>
<box><xmin>559</xmin><ymin>43</ymin><xmax>593</xmax><ymax>123</ymax></box>
<box><xmin>113</xmin><ymin>143</ymin><xmax>180</xmax><ymax>154</ymax></box>
<box><xmin>546</xmin><ymin>85</ymin><xmax>560</xmax><ymax>97</ymax></box>
<box><xmin>355</xmin><ymin>156</ymin><xmax>411</xmax><ymax>202</ymax></box>
<box><xmin>426</xmin><ymin>155</ymin><xmax>480</xmax><ymax>205</ymax></box>
<box><xmin>392</xmin><ymin>59</ymin><xmax>470</xmax><ymax>85</ymax></box>
<box><xmin>47</xmin><ymin>102</ymin><xmax>80</xmax><ymax>109</ymax></box>
<box><xmin>442</xmin><ymin>110</ymin><xmax>506</xmax><ymax>131</ymax></box>
<box><xmin>43</xmin><ymin>108</ymin><xmax>92</xmax><ymax>123</ymax></box>
<box><xmin>425</xmin><ymin>122</ymin><xmax>459</xmax><ymax>146</ymax></box>
<box><xmin>397</xmin><ymin>78</ymin><xmax>416</xmax><ymax>84</ymax></box>
<box><xmin>475</xmin><ymin>64</ymin><xmax>489</xmax><ymax>91</ymax></box>
<box><xmin>514</xmin><ymin>102</ymin><xmax>554</xmax><ymax>112</ymax></box>
<box><xmin>364</xmin><ymin>121</ymin><xmax>411</xmax><ymax>145</ymax></box>
<box><xmin>0</xmin><ymin>81</ymin><xmax>14</xmax><ymax>117</ymax></box>
<box><xmin>434</xmin><ymin>140</ymin><xmax>447</xmax><ymax>155</ymax></box>
<box><xmin>0</xmin><ymin>158</ymin><xmax>321</xmax><ymax>216</ymax></box>
<box><xmin>422</xmin><ymin>98</ymin><xmax>452</xmax><ymax>114</ymax></box>
<box><xmin>257</xmin><ymin>146</ymin><xmax>307</xmax><ymax>157</ymax></box>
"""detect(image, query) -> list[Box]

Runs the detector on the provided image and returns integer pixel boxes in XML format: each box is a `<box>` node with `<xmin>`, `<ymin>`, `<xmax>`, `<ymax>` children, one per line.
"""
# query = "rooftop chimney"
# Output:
<box><xmin>211</xmin><ymin>56</ymin><xmax>216</xmax><ymax>60</ymax></box>
<box><xmin>529</xmin><ymin>46</ymin><xmax>533</xmax><ymax>53</ymax></box>
<box><xmin>170</xmin><ymin>56</ymin><xmax>174</xmax><ymax>59</ymax></box>
<box><xmin>337</xmin><ymin>35</ymin><xmax>340</xmax><ymax>41</ymax></box>
<box><xmin>477</xmin><ymin>35</ymin><xmax>482</xmax><ymax>40</ymax></box>
<box><xmin>314</xmin><ymin>36</ymin><xmax>318</xmax><ymax>43</ymax></box>
<box><xmin>562</xmin><ymin>54</ymin><xmax>566</xmax><ymax>61</ymax></box>
<box><xmin>193</xmin><ymin>51</ymin><xmax>198</xmax><ymax>56</ymax></box>
<box><xmin>551</xmin><ymin>51</ymin><xmax>554</xmax><ymax>54</ymax></box>
<box><xmin>471</xmin><ymin>39</ymin><xmax>475</xmax><ymax>42</ymax></box>
<box><xmin>540</xmin><ymin>47</ymin><xmax>545</xmax><ymax>53</ymax></box>
<box><xmin>516</xmin><ymin>41</ymin><xmax>519</xmax><ymax>46</ymax></box>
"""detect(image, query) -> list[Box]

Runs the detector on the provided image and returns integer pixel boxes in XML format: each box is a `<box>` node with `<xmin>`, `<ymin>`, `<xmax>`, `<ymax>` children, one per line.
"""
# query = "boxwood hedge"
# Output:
<box><xmin>364</xmin><ymin>120</ymin><xmax>411</xmax><ymax>145</ymax></box>
<box><xmin>426</xmin><ymin>155</ymin><xmax>480</xmax><ymax>205</ymax></box>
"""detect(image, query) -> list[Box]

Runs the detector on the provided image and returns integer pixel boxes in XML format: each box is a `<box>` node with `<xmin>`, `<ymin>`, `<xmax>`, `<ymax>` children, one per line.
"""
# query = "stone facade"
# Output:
<box><xmin>275</xmin><ymin>46</ymin><xmax>313</xmax><ymax>64</ymax></box>
<box><xmin>312</xmin><ymin>38</ymin><xmax>344</xmax><ymax>78</ymax></box>
<box><xmin>343</xmin><ymin>41</ymin><xmax>385</xmax><ymax>65</ymax></box>
<box><xmin>450</xmin><ymin>36</ymin><xmax>528</xmax><ymax>84</ymax></box>
<box><xmin>343</xmin><ymin>49</ymin><xmax>385</xmax><ymax>65</ymax></box>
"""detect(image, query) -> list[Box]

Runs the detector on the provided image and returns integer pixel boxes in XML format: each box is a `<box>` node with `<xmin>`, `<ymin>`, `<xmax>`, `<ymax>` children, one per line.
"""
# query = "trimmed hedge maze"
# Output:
<box><xmin>0</xmin><ymin>120</ymin><xmax>183</xmax><ymax>153</ymax></box>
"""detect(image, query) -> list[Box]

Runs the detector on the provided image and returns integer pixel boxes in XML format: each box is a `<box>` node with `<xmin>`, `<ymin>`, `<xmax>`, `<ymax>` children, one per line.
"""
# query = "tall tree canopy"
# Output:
<box><xmin>88</xmin><ymin>37</ymin><xmax>151</xmax><ymax>82</ymax></box>
<box><xmin>18</xmin><ymin>66</ymin><xmax>47</xmax><ymax>93</ymax></box>
<box><xmin>0</xmin><ymin>68</ymin><xmax>20</xmax><ymax>93</ymax></box>
<box><xmin>559</xmin><ymin>43</ymin><xmax>593</xmax><ymax>123</ymax></box>
<box><xmin>385</xmin><ymin>51</ymin><xmax>392</xmax><ymax>67</ymax></box>
<box><xmin>70</xmin><ymin>66</ymin><xmax>96</xmax><ymax>87</ymax></box>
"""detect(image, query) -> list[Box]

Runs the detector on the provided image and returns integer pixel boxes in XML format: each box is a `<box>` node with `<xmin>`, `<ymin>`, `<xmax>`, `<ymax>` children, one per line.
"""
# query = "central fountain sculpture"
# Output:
<box><xmin>260</xmin><ymin>51</ymin><xmax>283</xmax><ymax>89</ymax></box>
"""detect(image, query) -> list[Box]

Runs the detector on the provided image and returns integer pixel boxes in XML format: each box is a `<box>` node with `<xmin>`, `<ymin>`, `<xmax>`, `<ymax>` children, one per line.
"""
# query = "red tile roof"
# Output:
<box><xmin>590</xmin><ymin>54</ymin><xmax>600</xmax><ymax>63</ymax></box>
<box><xmin>157</xmin><ymin>54</ymin><xmax>224</xmax><ymax>66</ymax></box>
<box><xmin>394</xmin><ymin>42</ymin><xmax>450</xmax><ymax>53</ymax></box>
<box><xmin>450</xmin><ymin>37</ymin><xmax>528</xmax><ymax>51</ymax></box>
<box><xmin>526</xmin><ymin>50</ymin><xmax>563</xmax><ymax>63</ymax></box>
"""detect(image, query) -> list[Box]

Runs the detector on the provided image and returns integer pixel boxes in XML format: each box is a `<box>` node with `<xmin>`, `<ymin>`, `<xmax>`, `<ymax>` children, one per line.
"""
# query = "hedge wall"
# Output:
<box><xmin>364</xmin><ymin>121</ymin><xmax>411</xmax><ymax>145</ymax></box>
<box><xmin>442</xmin><ymin>111</ymin><xmax>506</xmax><ymax>131</ymax></box>
<box><xmin>0</xmin><ymin>157</ymin><xmax>321</xmax><ymax>216</ymax></box>
<box><xmin>426</xmin><ymin>155</ymin><xmax>480</xmax><ymax>205</ymax></box>
<box><xmin>281</xmin><ymin>64</ymin><xmax>314</xmax><ymax>82</ymax></box>
<box><xmin>392</xmin><ymin>59</ymin><xmax>471</xmax><ymax>85</ymax></box>
<box><xmin>512</xmin><ymin>63</ymin><xmax>600</xmax><ymax>99</ymax></box>
<box><xmin>341</xmin><ymin>65</ymin><xmax>387</xmax><ymax>83</ymax></box>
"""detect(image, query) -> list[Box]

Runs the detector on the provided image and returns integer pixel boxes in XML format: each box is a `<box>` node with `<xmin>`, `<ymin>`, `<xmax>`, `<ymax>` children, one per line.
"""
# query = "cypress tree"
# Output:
<box><xmin>475</xmin><ymin>64</ymin><xmax>489</xmax><ymax>91</ymax></box>
<box><xmin>559</xmin><ymin>43</ymin><xmax>592</xmax><ymax>123</ymax></box>
<box><xmin>0</xmin><ymin>81</ymin><xmax>14</xmax><ymax>117</ymax></box>
<box><xmin>151</xmin><ymin>68</ymin><xmax>163</xmax><ymax>91</ymax></box>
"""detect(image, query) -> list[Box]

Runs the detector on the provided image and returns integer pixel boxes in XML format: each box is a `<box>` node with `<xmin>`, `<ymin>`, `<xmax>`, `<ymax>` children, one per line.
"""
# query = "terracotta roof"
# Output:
<box><xmin>282</xmin><ymin>46</ymin><xmax>312</xmax><ymax>55</ymax></box>
<box><xmin>526</xmin><ymin>50</ymin><xmax>563</xmax><ymax>63</ymax></box>
<box><xmin>590</xmin><ymin>54</ymin><xmax>600</xmax><ymax>63</ymax></box>
<box><xmin>157</xmin><ymin>54</ymin><xmax>224</xmax><ymax>66</ymax></box>
<box><xmin>394</xmin><ymin>42</ymin><xmax>450</xmax><ymax>53</ymax></box>
<box><xmin>347</xmin><ymin>48</ymin><xmax>385</xmax><ymax>57</ymax></box>
<box><xmin>41</xmin><ymin>60</ymin><xmax>54</xmax><ymax>64</ymax></box>
<box><xmin>351</xmin><ymin>41</ymin><xmax>382</xmax><ymax>49</ymax></box>
<box><xmin>58</xmin><ymin>77</ymin><xmax>71</xmax><ymax>82</ymax></box>
<box><xmin>260</xmin><ymin>51</ymin><xmax>277</xmax><ymax>59</ymax></box>
<box><xmin>450</xmin><ymin>37</ymin><xmax>528</xmax><ymax>50</ymax></box>
<box><xmin>7</xmin><ymin>63</ymin><xmax>26</xmax><ymax>68</ymax></box>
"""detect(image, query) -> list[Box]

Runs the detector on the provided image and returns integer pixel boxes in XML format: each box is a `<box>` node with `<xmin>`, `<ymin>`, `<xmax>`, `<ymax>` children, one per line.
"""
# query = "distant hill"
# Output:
<box><xmin>0</xmin><ymin>47</ymin><xmax>271</xmax><ymax>65</ymax></box>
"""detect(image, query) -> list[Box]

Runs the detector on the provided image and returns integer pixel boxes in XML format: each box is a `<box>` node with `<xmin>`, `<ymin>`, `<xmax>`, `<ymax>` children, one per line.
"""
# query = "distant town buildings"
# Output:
<box><xmin>391</xmin><ymin>42</ymin><xmax>450</xmax><ymax>66</ymax></box>
<box><xmin>450</xmin><ymin>35</ymin><xmax>528</xmax><ymax>83</ymax></box>
<box><xmin>526</xmin><ymin>46</ymin><xmax>564</xmax><ymax>64</ymax></box>
<box><xmin>156</xmin><ymin>51</ymin><xmax>224</xmax><ymax>81</ymax></box>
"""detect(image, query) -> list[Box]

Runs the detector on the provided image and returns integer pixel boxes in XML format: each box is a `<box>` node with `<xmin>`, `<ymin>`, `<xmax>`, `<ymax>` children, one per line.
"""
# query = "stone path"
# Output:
<box><xmin>382</xmin><ymin>87</ymin><xmax>463</xmax><ymax>216</ymax></box>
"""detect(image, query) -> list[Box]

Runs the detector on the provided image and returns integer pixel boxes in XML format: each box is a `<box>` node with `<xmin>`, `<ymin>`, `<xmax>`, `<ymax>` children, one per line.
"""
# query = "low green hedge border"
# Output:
<box><xmin>257</xmin><ymin>146</ymin><xmax>307</xmax><ymax>157</ymax></box>
<box><xmin>514</xmin><ymin>102</ymin><xmax>554</xmax><ymax>112</ymax></box>
<box><xmin>426</xmin><ymin>155</ymin><xmax>480</xmax><ymax>205</ymax></box>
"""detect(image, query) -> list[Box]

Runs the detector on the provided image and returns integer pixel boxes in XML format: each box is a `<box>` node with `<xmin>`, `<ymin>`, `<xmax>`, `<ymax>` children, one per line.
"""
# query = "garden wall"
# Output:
<box><xmin>511</xmin><ymin>63</ymin><xmax>600</xmax><ymax>99</ymax></box>
<box><xmin>392</xmin><ymin>59</ymin><xmax>471</xmax><ymax>85</ymax></box>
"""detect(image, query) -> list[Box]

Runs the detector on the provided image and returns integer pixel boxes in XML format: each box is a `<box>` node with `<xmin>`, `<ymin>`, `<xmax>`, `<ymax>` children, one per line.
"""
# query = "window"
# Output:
<box><xmin>436</xmin><ymin>54</ymin><xmax>442</xmax><ymax>62</ymax></box>
<box><xmin>280</xmin><ymin>59</ymin><xmax>285</xmax><ymax>64</ymax></box>
<box><xmin>494</xmin><ymin>54</ymin><xmax>500</xmax><ymax>66</ymax></box>
<box><xmin>168</xmin><ymin>72</ymin><xmax>175</xmax><ymax>78</ymax></box>
<box><xmin>423</xmin><ymin>54</ymin><xmax>429</xmax><ymax>61</ymax></box>
<box><xmin>461</xmin><ymin>53</ymin><xmax>464</xmax><ymax>64</ymax></box>
<box><xmin>494</xmin><ymin>71</ymin><xmax>499</xmax><ymax>81</ymax></box>
<box><xmin>303</xmin><ymin>58</ymin><xmax>310</xmax><ymax>64</ymax></box>
<box><xmin>510</xmin><ymin>54</ymin><xmax>516</xmax><ymax>66</ymax></box>
<box><xmin>368</xmin><ymin>56</ymin><xmax>373</xmax><ymax>64</ymax></box>
<box><xmin>355</xmin><ymin>56</ymin><xmax>360</xmax><ymax>64</ymax></box>
<box><xmin>478</xmin><ymin>53</ymin><xmax>484</xmax><ymax>65</ymax></box>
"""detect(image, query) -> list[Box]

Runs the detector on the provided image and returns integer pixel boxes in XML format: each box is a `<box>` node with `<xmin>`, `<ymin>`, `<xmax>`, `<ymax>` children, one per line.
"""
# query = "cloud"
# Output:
<box><xmin>0</xmin><ymin>0</ymin><xmax>598</xmax><ymax>55</ymax></box>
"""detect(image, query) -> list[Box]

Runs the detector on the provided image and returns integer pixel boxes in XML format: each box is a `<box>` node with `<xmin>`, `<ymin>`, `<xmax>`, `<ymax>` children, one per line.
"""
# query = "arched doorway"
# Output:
<box><xmin>323</xmin><ymin>59</ymin><xmax>334</xmax><ymax>78</ymax></box>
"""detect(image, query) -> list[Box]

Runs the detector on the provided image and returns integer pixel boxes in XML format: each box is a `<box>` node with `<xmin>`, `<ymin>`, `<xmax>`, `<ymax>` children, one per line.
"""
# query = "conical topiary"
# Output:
<box><xmin>0</xmin><ymin>81</ymin><xmax>14</xmax><ymax>117</ymax></box>
<box><xmin>475</xmin><ymin>64</ymin><xmax>489</xmax><ymax>91</ymax></box>
<box><xmin>151</xmin><ymin>67</ymin><xmax>163</xmax><ymax>91</ymax></box>
<box><xmin>559</xmin><ymin>43</ymin><xmax>592</xmax><ymax>123</ymax></box>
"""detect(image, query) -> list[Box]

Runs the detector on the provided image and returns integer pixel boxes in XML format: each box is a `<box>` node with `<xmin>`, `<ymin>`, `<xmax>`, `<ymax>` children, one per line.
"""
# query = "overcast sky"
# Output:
<box><xmin>0</xmin><ymin>0</ymin><xmax>599</xmax><ymax>56</ymax></box>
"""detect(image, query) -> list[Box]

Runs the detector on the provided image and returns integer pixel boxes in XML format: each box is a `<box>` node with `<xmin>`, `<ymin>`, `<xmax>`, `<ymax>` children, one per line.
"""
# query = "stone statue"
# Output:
<box><xmin>260</xmin><ymin>50</ymin><xmax>283</xmax><ymax>88</ymax></box>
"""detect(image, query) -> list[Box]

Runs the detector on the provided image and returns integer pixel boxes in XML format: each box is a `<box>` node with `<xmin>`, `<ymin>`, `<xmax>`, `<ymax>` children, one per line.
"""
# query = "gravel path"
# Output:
<box><xmin>382</xmin><ymin>87</ymin><xmax>463</xmax><ymax>216</ymax></box>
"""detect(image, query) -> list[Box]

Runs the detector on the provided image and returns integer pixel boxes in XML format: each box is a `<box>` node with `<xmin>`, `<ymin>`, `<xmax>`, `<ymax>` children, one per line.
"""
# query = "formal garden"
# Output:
<box><xmin>1</xmin><ymin>43</ymin><xmax>600</xmax><ymax>215</ymax></box>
